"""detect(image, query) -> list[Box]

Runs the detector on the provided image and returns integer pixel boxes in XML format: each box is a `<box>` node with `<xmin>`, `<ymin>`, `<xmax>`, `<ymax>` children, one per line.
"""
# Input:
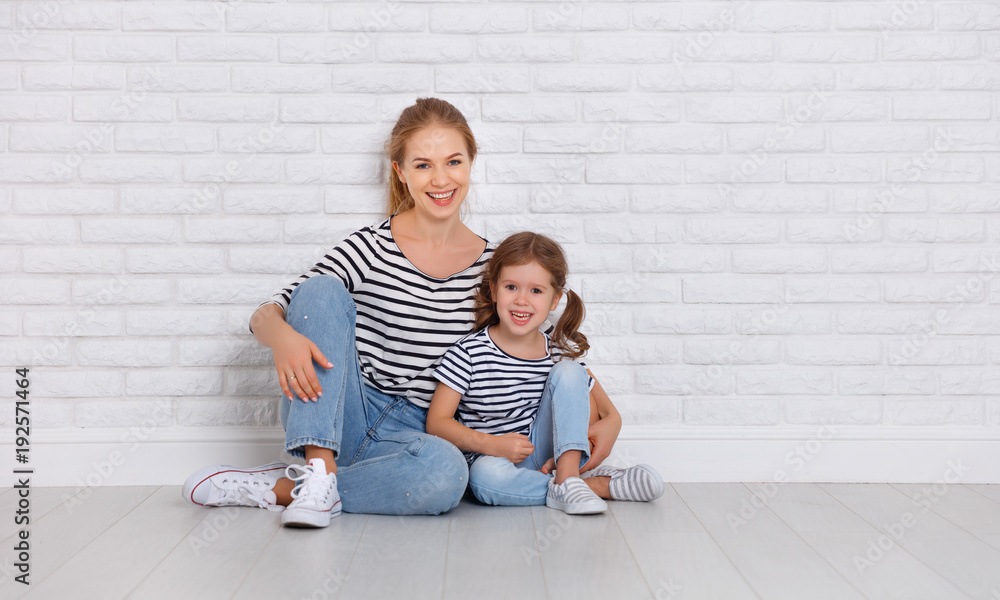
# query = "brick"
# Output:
<box><xmin>177</xmin><ymin>278</ymin><xmax>277</xmax><ymax>304</ymax></box>
<box><xmin>219</xmin><ymin>125</ymin><xmax>316</xmax><ymax>153</ymax></box>
<box><xmin>732</xmin><ymin>248</ymin><xmax>827</xmax><ymax>273</ymax></box>
<box><xmin>631</xmin><ymin>188</ymin><xmax>725</xmax><ymax>213</ymax></box>
<box><xmin>185</xmin><ymin>217</ymin><xmax>280</xmax><ymax>243</ymax></box>
<box><xmin>0</xmin><ymin>95</ymin><xmax>67</xmax><ymax>120</ymax></box>
<box><xmin>786</xmin><ymin>340</ymin><xmax>881</xmax><ymax>366</ymax></box>
<box><xmin>534</xmin><ymin>5</ymin><xmax>628</xmax><ymax>31</ymax></box>
<box><xmin>0</xmin><ymin>217</ymin><xmax>77</xmax><ymax>243</ymax></box>
<box><xmin>840</xmin><ymin>65</ymin><xmax>936</xmax><ymax>90</ymax></box>
<box><xmin>73</xmin><ymin>95</ymin><xmax>173</xmax><ymax>122</ymax></box>
<box><xmin>0</xmin><ymin>249</ymin><xmax>15</xmax><ymax>272</ymax></box>
<box><xmin>435</xmin><ymin>66</ymin><xmax>528</xmax><ymax>93</ymax></box>
<box><xmin>430</xmin><ymin>7</ymin><xmax>526</xmax><ymax>33</ymax></box>
<box><xmin>377</xmin><ymin>36</ymin><xmax>474</xmax><ymax>63</ymax></box>
<box><xmin>123</xmin><ymin>3</ymin><xmax>222</xmax><ymax>31</ymax></box>
<box><xmin>486</xmin><ymin>158</ymin><xmax>583</xmax><ymax>184</ymax></box>
<box><xmin>0</xmin><ymin>66</ymin><xmax>15</xmax><ymax>90</ymax></box>
<box><xmin>225</xmin><ymin>188</ymin><xmax>321</xmax><ymax>214</ymax></box>
<box><xmin>285</xmin><ymin>157</ymin><xmax>380</xmax><ymax>184</ymax></box>
<box><xmin>31</xmin><ymin>369</ymin><xmax>124</xmax><ymax>398</ymax></box>
<box><xmin>10</xmin><ymin>124</ymin><xmax>113</xmax><ymax>153</ymax></box>
<box><xmin>787</xmin><ymin>158</ymin><xmax>881</xmax><ymax>183</ymax></box>
<box><xmin>126</xmin><ymin>370</ymin><xmax>223</xmax><ymax>396</ymax></box>
<box><xmin>183</xmin><ymin>158</ymin><xmax>282</xmax><ymax>183</ymax></box>
<box><xmin>483</xmin><ymin>214</ymin><xmax>584</xmax><ymax>246</ymax></box>
<box><xmin>178</xmin><ymin>97</ymin><xmax>277</xmax><ymax>122</ymax></box>
<box><xmin>684</xmin><ymin>340</ymin><xmax>781</xmax><ymax>365</ymax></box>
<box><xmin>777</xmin><ymin>37</ymin><xmax>877</xmax><ymax>62</ymax></box>
<box><xmin>0</xmin><ymin>33</ymin><xmax>68</xmax><ymax>61</ymax></box>
<box><xmin>835</xmin><ymin>5</ymin><xmax>934</xmax><ymax>30</ymax></box>
<box><xmin>228</xmin><ymin>248</ymin><xmax>319</xmax><ymax>274</ymax></box>
<box><xmin>479</xmin><ymin>37</ymin><xmax>573</xmax><ymax>63</ymax></box>
<box><xmin>637</xmin><ymin>366</ymin><xmax>730</xmax><ymax>395</ymax></box>
<box><xmin>735</xmin><ymin>308</ymin><xmax>830</xmax><ymax>335</ymax></box>
<box><xmin>116</xmin><ymin>125</ymin><xmax>215</xmax><ymax>153</ymax></box>
<box><xmin>839</xmin><ymin>370</ymin><xmax>934</xmax><ymax>395</ymax></box>
<box><xmin>684</xmin><ymin>219</ymin><xmax>780</xmax><ymax>244</ymax></box>
<box><xmin>535</xmin><ymin>67</ymin><xmax>630</xmax><ymax>92</ymax></box>
<box><xmin>77</xmin><ymin>340</ymin><xmax>172</xmax><ymax>367</ymax></box>
<box><xmin>283</xmin><ymin>218</ymin><xmax>366</xmax><ymax>244</ymax></box>
<box><xmin>279</xmin><ymin>96</ymin><xmax>377</xmax><ymax>123</ymax></box>
<box><xmin>232</xmin><ymin>66</ymin><xmax>330</xmax><ymax>93</ymax></box>
<box><xmin>560</xmin><ymin>244</ymin><xmax>629</xmax><ymax>273</ymax></box>
<box><xmin>74</xmin><ymin>35</ymin><xmax>173</xmax><ymax>62</ymax></box>
<box><xmin>832</xmin><ymin>188</ymin><xmax>926</xmax><ymax>213</ymax></box>
<box><xmin>528</xmin><ymin>186</ymin><xmax>626</xmax><ymax>214</ymax></box>
<box><xmin>13</xmin><ymin>188</ymin><xmax>114</xmax><ymax>214</ymax></box>
<box><xmin>584</xmin><ymin>216</ymin><xmax>657</xmax><ymax>244</ymax></box>
<box><xmin>227</xmin><ymin>4</ymin><xmax>325</xmax><ymax>32</ymax></box>
<box><xmin>683</xmin><ymin>278</ymin><xmax>782</xmax><ymax>303</ymax></box>
<box><xmin>523</xmin><ymin>126</ymin><xmax>620</xmax><ymax>154</ymax></box>
<box><xmin>582</xmin><ymin>274</ymin><xmax>679</xmax><ymax>303</ymax></box>
<box><xmin>938</xmin><ymin>3</ymin><xmax>1000</xmax><ymax>30</ymax></box>
<box><xmin>617</xmin><ymin>396</ymin><xmax>682</xmax><ymax>427</ymax></box>
<box><xmin>736</xmin><ymin>65</ymin><xmax>836</xmax><ymax>91</ymax></box>
<box><xmin>887</xmin><ymin>157</ymin><xmax>985</xmax><ymax>183</ymax></box>
<box><xmin>838</xmin><ymin>309</ymin><xmax>934</xmax><ymax>335</ymax></box>
<box><xmin>686</xmin><ymin>95</ymin><xmax>784</xmax><ymax>122</ymax></box>
<box><xmin>80</xmin><ymin>158</ymin><xmax>178</xmax><ymax>183</ymax></box>
<box><xmin>126</xmin><ymin>309</ymin><xmax>226</xmax><ymax>336</ymax></box>
<box><xmin>22</xmin><ymin>65</ymin><xmax>123</xmax><ymax>90</ymax></box>
<box><xmin>788</xmin><ymin>92</ymin><xmax>886</xmax><ymax>122</ymax></box>
<box><xmin>733</xmin><ymin>188</ymin><xmax>828</xmax><ymax>213</ymax></box>
<box><xmin>684</xmin><ymin>399</ymin><xmax>782</xmax><ymax>426</ymax></box>
<box><xmin>885</xmin><ymin>398</ymin><xmax>984</xmax><ymax>426</ymax></box>
<box><xmin>0</xmin><ymin>158</ymin><xmax>73</xmax><ymax>183</ymax></box>
<box><xmin>787</xmin><ymin>219</ymin><xmax>883</xmax><ymax>243</ymax></box>
<box><xmin>939</xmin><ymin>371</ymin><xmax>1000</xmax><ymax>395</ymax></box>
<box><xmin>634</xmin><ymin>308</ymin><xmax>732</xmax><ymax>334</ymax></box>
<box><xmin>937</xmin><ymin>310</ymin><xmax>1000</xmax><ymax>335</ymax></box>
<box><xmin>474</xmin><ymin>124</ymin><xmax>520</xmax><ymax>154</ymax></box>
<box><xmin>23</xmin><ymin>310</ymin><xmax>122</xmax><ymax>337</ymax></box>
<box><xmin>15</xmin><ymin>2</ymin><xmax>118</xmax><ymax>29</ymax></box>
<box><xmin>737</xmin><ymin>370</ymin><xmax>832</xmax><ymax>395</ymax></box>
<box><xmin>735</xmin><ymin>2</ymin><xmax>830</xmax><ymax>32</ymax></box>
<box><xmin>0</xmin><ymin>340</ymin><xmax>72</xmax><ymax>366</ymax></box>
<box><xmin>632</xmin><ymin>4</ymin><xmax>734</xmax><ymax>31</ymax></box>
<box><xmin>687</xmin><ymin>37</ymin><xmax>775</xmax><ymax>62</ymax></box>
<box><xmin>635</xmin><ymin>247</ymin><xmax>727</xmax><ymax>273</ymax></box>
<box><xmin>831</xmin><ymin>248</ymin><xmax>927</xmax><ymax>272</ymax></box>
<box><xmin>178</xmin><ymin>36</ymin><xmax>275</xmax><ymax>62</ymax></box>
<box><xmin>333</xmin><ymin>66</ymin><xmax>431</xmax><ymax>93</ymax></box>
<box><xmin>226</xmin><ymin>368</ymin><xmax>278</xmax><ymax>397</ymax></box>
<box><xmin>24</xmin><ymin>247</ymin><xmax>122</xmax><ymax>273</ymax></box>
<box><xmin>81</xmin><ymin>218</ymin><xmax>180</xmax><ymax>244</ymax></box>
<box><xmin>72</xmin><ymin>278</ymin><xmax>171</xmax><ymax>305</ymax></box>
<box><xmin>831</xmin><ymin>125</ymin><xmax>928</xmax><ymax>153</ymax></box>
<box><xmin>933</xmin><ymin>125</ymin><xmax>1000</xmax><ymax>152</ymax></box>
<box><xmin>75</xmin><ymin>399</ymin><xmax>173</xmax><ymax>428</ymax></box>
<box><xmin>888</xmin><ymin>340</ymin><xmax>987</xmax><ymax>366</ymax></box>
<box><xmin>885</xmin><ymin>278</ymin><xmax>986</xmax><ymax>303</ymax></box>
<box><xmin>627</xmin><ymin>126</ymin><xmax>725</xmax><ymax>153</ymax></box>
<box><xmin>941</xmin><ymin>65</ymin><xmax>1000</xmax><ymax>90</ymax></box>
<box><xmin>279</xmin><ymin>37</ymin><xmax>372</xmax><ymax>63</ymax></box>
<box><xmin>179</xmin><ymin>340</ymin><xmax>271</xmax><ymax>367</ymax></box>
<box><xmin>120</xmin><ymin>188</ymin><xmax>215</xmax><ymax>214</ymax></box>
<box><xmin>578</xmin><ymin>305</ymin><xmax>631</xmax><ymax>337</ymax></box>
<box><xmin>176</xmin><ymin>398</ymin><xmax>277</xmax><ymax>427</ymax></box>
<box><xmin>934</xmin><ymin>249</ymin><xmax>1000</xmax><ymax>272</ymax></box>
<box><xmin>785</xmin><ymin>277</ymin><xmax>880</xmax><ymax>303</ymax></box>
<box><xmin>323</xmin><ymin>186</ymin><xmax>386</xmax><ymax>215</ymax></box>
<box><xmin>585</xmin><ymin>157</ymin><xmax>681</xmax><ymax>184</ymax></box>
<box><xmin>785</xmin><ymin>399</ymin><xmax>882</xmax><ymax>425</ymax></box>
<box><xmin>884</xmin><ymin>34</ymin><xmax>980</xmax><ymax>60</ymax></box>
<box><xmin>126</xmin><ymin>248</ymin><xmax>225</xmax><ymax>274</ymax></box>
<box><xmin>331</xmin><ymin>5</ymin><xmax>425</xmax><ymax>32</ymax></box>
<box><xmin>582</xmin><ymin>96</ymin><xmax>681</xmax><ymax>122</ymax></box>
<box><xmin>888</xmin><ymin>218</ymin><xmax>985</xmax><ymax>243</ymax></box>
<box><xmin>126</xmin><ymin>66</ymin><xmax>229</xmax><ymax>93</ymax></box>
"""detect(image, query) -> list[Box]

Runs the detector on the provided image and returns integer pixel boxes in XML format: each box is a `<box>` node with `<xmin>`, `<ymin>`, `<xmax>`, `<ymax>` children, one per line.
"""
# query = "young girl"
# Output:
<box><xmin>427</xmin><ymin>232</ymin><xmax>664</xmax><ymax>515</ymax></box>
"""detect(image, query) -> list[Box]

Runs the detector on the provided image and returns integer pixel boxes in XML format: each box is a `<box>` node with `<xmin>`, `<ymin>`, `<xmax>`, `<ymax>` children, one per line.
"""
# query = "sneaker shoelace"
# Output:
<box><xmin>210</xmin><ymin>476</ymin><xmax>281</xmax><ymax>512</ymax></box>
<box><xmin>286</xmin><ymin>463</ymin><xmax>334</xmax><ymax>506</ymax></box>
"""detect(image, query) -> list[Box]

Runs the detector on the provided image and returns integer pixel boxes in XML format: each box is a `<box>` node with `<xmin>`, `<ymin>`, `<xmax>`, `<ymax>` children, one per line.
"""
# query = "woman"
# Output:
<box><xmin>182</xmin><ymin>97</ymin><xmax>622</xmax><ymax>527</ymax></box>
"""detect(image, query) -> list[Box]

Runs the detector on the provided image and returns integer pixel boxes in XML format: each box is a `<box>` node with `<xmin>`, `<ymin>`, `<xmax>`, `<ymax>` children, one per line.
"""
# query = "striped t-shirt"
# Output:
<box><xmin>433</xmin><ymin>327</ymin><xmax>593</xmax><ymax>445</ymax></box>
<box><xmin>257</xmin><ymin>218</ymin><xmax>493</xmax><ymax>407</ymax></box>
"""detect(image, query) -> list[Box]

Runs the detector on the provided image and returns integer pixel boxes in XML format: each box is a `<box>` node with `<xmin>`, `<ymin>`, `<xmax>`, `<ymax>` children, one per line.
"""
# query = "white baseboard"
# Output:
<box><xmin>4</xmin><ymin>425</ymin><xmax>1000</xmax><ymax>488</ymax></box>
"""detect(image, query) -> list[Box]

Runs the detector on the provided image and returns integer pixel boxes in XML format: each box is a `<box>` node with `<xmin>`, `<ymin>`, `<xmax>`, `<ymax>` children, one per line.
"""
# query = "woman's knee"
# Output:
<box><xmin>289</xmin><ymin>275</ymin><xmax>353</xmax><ymax>311</ymax></box>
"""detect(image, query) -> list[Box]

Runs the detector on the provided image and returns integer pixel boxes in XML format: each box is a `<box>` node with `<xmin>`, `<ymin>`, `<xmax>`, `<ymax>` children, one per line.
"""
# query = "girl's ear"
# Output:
<box><xmin>550</xmin><ymin>290</ymin><xmax>562</xmax><ymax>311</ymax></box>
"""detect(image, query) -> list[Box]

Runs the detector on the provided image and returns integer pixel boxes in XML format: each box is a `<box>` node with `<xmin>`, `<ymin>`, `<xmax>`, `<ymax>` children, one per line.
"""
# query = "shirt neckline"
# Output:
<box><xmin>484</xmin><ymin>327</ymin><xmax>552</xmax><ymax>362</ymax></box>
<box><xmin>384</xmin><ymin>216</ymin><xmax>490</xmax><ymax>282</ymax></box>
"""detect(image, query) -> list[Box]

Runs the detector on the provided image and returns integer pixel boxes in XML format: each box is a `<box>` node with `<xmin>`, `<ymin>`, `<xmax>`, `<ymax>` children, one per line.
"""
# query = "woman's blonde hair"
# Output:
<box><xmin>473</xmin><ymin>232</ymin><xmax>589</xmax><ymax>360</ymax></box>
<box><xmin>384</xmin><ymin>97</ymin><xmax>478</xmax><ymax>217</ymax></box>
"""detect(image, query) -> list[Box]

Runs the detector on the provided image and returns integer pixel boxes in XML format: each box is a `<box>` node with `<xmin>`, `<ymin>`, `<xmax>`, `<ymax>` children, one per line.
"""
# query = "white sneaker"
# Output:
<box><xmin>546</xmin><ymin>476</ymin><xmax>607</xmax><ymax>515</ymax></box>
<box><xmin>583</xmin><ymin>464</ymin><xmax>664</xmax><ymax>502</ymax></box>
<box><xmin>182</xmin><ymin>463</ymin><xmax>287</xmax><ymax>512</ymax></box>
<box><xmin>281</xmin><ymin>458</ymin><xmax>342</xmax><ymax>528</ymax></box>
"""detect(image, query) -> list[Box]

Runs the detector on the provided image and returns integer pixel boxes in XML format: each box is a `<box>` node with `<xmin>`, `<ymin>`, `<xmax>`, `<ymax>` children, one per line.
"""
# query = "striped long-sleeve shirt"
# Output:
<box><xmin>256</xmin><ymin>218</ymin><xmax>493</xmax><ymax>407</ymax></box>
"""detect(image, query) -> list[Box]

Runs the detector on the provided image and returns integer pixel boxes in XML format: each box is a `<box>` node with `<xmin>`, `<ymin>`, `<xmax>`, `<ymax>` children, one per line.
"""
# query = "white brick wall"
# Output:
<box><xmin>2</xmin><ymin>0</ymin><xmax>999</xmax><ymax>464</ymax></box>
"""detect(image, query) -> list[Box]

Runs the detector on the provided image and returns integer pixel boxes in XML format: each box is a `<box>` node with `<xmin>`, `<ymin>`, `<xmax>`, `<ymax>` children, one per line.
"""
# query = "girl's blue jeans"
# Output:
<box><xmin>467</xmin><ymin>360</ymin><xmax>592</xmax><ymax>506</ymax></box>
<box><xmin>278</xmin><ymin>276</ymin><xmax>468</xmax><ymax>515</ymax></box>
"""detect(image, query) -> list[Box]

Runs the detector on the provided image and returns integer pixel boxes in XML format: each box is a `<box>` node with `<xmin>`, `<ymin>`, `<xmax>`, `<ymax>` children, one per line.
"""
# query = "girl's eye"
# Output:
<box><xmin>532</xmin><ymin>288</ymin><xmax>543</xmax><ymax>294</ymax></box>
<box><xmin>505</xmin><ymin>284</ymin><xmax>516</xmax><ymax>291</ymax></box>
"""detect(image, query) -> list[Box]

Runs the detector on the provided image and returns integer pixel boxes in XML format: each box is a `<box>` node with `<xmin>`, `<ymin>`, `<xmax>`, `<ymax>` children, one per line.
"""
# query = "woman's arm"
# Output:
<box><xmin>427</xmin><ymin>382</ymin><xmax>534</xmax><ymax>464</ymax></box>
<box><xmin>580</xmin><ymin>370</ymin><xmax>622</xmax><ymax>473</ymax></box>
<box><xmin>250</xmin><ymin>303</ymin><xmax>332</xmax><ymax>403</ymax></box>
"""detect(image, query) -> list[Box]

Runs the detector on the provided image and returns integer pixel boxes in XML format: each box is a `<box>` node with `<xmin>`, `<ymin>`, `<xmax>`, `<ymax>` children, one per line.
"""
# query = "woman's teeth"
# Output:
<box><xmin>427</xmin><ymin>190</ymin><xmax>455</xmax><ymax>202</ymax></box>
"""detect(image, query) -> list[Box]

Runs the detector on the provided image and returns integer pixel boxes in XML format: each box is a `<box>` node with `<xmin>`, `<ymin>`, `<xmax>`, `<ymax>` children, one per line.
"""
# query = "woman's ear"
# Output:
<box><xmin>392</xmin><ymin>161</ymin><xmax>405</xmax><ymax>184</ymax></box>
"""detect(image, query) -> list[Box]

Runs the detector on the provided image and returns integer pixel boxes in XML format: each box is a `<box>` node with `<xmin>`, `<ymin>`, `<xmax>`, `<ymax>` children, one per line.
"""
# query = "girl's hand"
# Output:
<box><xmin>271</xmin><ymin>328</ymin><xmax>333</xmax><ymax>402</ymax></box>
<box><xmin>580</xmin><ymin>414</ymin><xmax>621</xmax><ymax>473</ymax></box>
<box><xmin>490</xmin><ymin>433</ymin><xmax>534</xmax><ymax>464</ymax></box>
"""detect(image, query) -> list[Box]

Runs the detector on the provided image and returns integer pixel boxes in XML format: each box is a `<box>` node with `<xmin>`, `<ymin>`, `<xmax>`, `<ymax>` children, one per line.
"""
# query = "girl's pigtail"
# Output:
<box><xmin>472</xmin><ymin>276</ymin><xmax>498</xmax><ymax>333</ymax></box>
<box><xmin>552</xmin><ymin>289</ymin><xmax>589</xmax><ymax>360</ymax></box>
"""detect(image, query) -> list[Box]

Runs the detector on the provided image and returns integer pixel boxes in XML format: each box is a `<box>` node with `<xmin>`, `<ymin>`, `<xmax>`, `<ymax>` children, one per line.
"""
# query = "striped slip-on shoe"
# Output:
<box><xmin>546</xmin><ymin>476</ymin><xmax>608</xmax><ymax>515</ymax></box>
<box><xmin>583</xmin><ymin>464</ymin><xmax>665</xmax><ymax>502</ymax></box>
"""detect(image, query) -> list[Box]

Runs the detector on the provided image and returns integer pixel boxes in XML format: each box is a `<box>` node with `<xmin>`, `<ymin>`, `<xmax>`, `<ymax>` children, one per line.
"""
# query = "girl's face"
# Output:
<box><xmin>392</xmin><ymin>125</ymin><xmax>471</xmax><ymax>221</ymax></box>
<box><xmin>493</xmin><ymin>261</ymin><xmax>562</xmax><ymax>338</ymax></box>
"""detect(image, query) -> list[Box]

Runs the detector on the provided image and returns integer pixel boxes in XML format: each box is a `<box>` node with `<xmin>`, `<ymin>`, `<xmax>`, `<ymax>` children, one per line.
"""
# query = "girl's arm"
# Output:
<box><xmin>427</xmin><ymin>382</ymin><xmax>534</xmax><ymax>464</ymax></box>
<box><xmin>580</xmin><ymin>370</ymin><xmax>622</xmax><ymax>473</ymax></box>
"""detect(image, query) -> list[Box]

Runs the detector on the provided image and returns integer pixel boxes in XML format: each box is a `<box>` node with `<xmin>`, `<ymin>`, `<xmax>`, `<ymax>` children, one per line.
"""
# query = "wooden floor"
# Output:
<box><xmin>1</xmin><ymin>483</ymin><xmax>999</xmax><ymax>599</ymax></box>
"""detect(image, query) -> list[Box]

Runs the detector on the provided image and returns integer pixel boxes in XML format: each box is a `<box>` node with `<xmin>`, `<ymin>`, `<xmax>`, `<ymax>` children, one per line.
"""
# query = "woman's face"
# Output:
<box><xmin>392</xmin><ymin>125</ymin><xmax>471</xmax><ymax>221</ymax></box>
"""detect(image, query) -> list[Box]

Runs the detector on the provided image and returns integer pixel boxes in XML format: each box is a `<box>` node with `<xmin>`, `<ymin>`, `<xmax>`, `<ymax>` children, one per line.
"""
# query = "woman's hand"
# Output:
<box><xmin>580</xmin><ymin>413</ymin><xmax>621</xmax><ymax>473</ymax></box>
<box><xmin>539</xmin><ymin>457</ymin><xmax>556</xmax><ymax>475</ymax></box>
<box><xmin>271</xmin><ymin>328</ymin><xmax>333</xmax><ymax>402</ymax></box>
<box><xmin>489</xmin><ymin>433</ymin><xmax>534</xmax><ymax>464</ymax></box>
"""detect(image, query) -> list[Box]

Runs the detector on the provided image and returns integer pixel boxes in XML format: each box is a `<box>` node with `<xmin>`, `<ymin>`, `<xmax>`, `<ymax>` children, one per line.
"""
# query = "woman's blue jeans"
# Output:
<box><xmin>278</xmin><ymin>276</ymin><xmax>468</xmax><ymax>515</ymax></box>
<box><xmin>467</xmin><ymin>360</ymin><xmax>592</xmax><ymax>506</ymax></box>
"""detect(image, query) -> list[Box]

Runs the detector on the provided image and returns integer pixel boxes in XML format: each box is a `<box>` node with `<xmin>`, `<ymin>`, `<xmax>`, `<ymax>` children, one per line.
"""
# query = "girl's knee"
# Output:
<box><xmin>403</xmin><ymin>436</ymin><xmax>468</xmax><ymax>514</ymax></box>
<box><xmin>547</xmin><ymin>360</ymin><xmax>587</xmax><ymax>388</ymax></box>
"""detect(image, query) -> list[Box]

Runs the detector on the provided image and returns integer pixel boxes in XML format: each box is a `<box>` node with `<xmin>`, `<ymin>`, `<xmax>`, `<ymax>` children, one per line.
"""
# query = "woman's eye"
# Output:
<box><xmin>449</xmin><ymin>159</ymin><xmax>461</xmax><ymax>166</ymax></box>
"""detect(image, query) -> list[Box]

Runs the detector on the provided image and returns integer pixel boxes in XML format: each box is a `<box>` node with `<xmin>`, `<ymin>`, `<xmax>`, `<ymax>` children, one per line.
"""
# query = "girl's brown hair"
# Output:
<box><xmin>384</xmin><ymin>97</ymin><xmax>478</xmax><ymax>217</ymax></box>
<box><xmin>473</xmin><ymin>232</ymin><xmax>589</xmax><ymax>360</ymax></box>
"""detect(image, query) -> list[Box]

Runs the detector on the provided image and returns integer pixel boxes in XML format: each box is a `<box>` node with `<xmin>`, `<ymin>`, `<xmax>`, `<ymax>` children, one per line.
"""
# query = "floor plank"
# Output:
<box><xmin>966</xmin><ymin>484</ymin><xmax>1000</xmax><ymax>505</ymax></box>
<box><xmin>610</xmin><ymin>486</ymin><xmax>759</xmax><ymax>599</ymax></box>
<box><xmin>232</xmin><ymin>512</ymin><xmax>368</xmax><ymax>600</ymax></box>
<box><xmin>338</xmin><ymin>512</ymin><xmax>451</xmax><ymax>600</ymax></box>
<box><xmin>746</xmin><ymin>483</ymin><xmax>969</xmax><ymax>599</ymax></box>
<box><xmin>9</xmin><ymin>486</ymin><xmax>158</xmax><ymax>598</ymax></box>
<box><xmin>444</xmin><ymin>500</ymin><xmax>548</xmax><ymax>600</ymax></box>
<box><xmin>892</xmin><ymin>484</ymin><xmax>1000</xmax><ymax>551</ymax></box>
<box><xmin>673</xmin><ymin>483</ymin><xmax>866</xmax><ymax>600</ymax></box>
<box><xmin>821</xmin><ymin>483</ymin><xmax>1000</xmax><ymax>600</ymax></box>
<box><xmin>529</xmin><ymin>503</ymin><xmax>652</xmax><ymax>599</ymax></box>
